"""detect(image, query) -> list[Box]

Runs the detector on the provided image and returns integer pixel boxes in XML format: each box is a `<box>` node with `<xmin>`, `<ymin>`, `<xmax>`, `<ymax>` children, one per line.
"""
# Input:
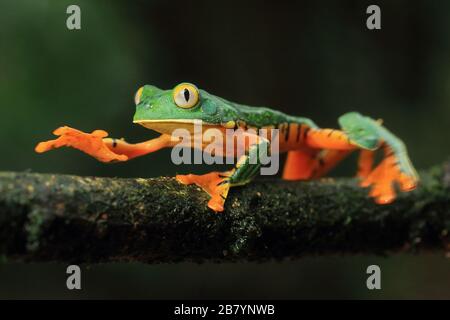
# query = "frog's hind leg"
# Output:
<box><xmin>282</xmin><ymin>148</ymin><xmax>319</xmax><ymax>180</ymax></box>
<box><xmin>283</xmin><ymin>127</ymin><xmax>357</xmax><ymax>180</ymax></box>
<box><xmin>290</xmin><ymin>115</ymin><xmax>419</xmax><ymax>204</ymax></box>
<box><xmin>338</xmin><ymin>112</ymin><xmax>419</xmax><ymax>204</ymax></box>
<box><xmin>359</xmin><ymin>144</ymin><xmax>418</xmax><ymax>204</ymax></box>
<box><xmin>357</xmin><ymin>149</ymin><xmax>375</xmax><ymax>180</ymax></box>
<box><xmin>282</xmin><ymin>148</ymin><xmax>352</xmax><ymax>180</ymax></box>
<box><xmin>304</xmin><ymin>128</ymin><xmax>358</xmax><ymax>150</ymax></box>
<box><xmin>311</xmin><ymin>149</ymin><xmax>354</xmax><ymax>178</ymax></box>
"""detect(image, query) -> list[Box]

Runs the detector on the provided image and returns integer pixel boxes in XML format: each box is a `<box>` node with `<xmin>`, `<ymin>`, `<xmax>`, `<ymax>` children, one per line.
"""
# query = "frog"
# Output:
<box><xmin>35</xmin><ymin>82</ymin><xmax>419</xmax><ymax>212</ymax></box>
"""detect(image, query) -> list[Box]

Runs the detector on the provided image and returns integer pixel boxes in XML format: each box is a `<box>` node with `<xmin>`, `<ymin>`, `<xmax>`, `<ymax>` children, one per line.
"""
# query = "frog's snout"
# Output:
<box><xmin>133</xmin><ymin>103</ymin><xmax>152</xmax><ymax>122</ymax></box>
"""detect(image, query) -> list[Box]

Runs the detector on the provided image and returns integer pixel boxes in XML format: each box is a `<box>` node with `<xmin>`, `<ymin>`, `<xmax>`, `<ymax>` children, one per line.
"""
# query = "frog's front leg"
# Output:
<box><xmin>35</xmin><ymin>126</ymin><xmax>173</xmax><ymax>162</ymax></box>
<box><xmin>176</xmin><ymin>133</ymin><xmax>270</xmax><ymax>212</ymax></box>
<box><xmin>103</xmin><ymin>134</ymin><xmax>174</xmax><ymax>160</ymax></box>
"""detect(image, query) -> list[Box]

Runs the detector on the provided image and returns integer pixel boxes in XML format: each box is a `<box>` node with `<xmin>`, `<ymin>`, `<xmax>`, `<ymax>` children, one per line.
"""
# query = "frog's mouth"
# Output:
<box><xmin>134</xmin><ymin>119</ymin><xmax>221</xmax><ymax>135</ymax></box>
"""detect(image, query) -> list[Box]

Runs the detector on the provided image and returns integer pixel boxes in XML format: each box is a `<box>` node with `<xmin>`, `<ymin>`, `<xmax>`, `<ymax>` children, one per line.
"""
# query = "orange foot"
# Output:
<box><xmin>360</xmin><ymin>155</ymin><xmax>418</xmax><ymax>204</ymax></box>
<box><xmin>35</xmin><ymin>126</ymin><xmax>128</xmax><ymax>163</ymax></box>
<box><xmin>176</xmin><ymin>171</ymin><xmax>233</xmax><ymax>212</ymax></box>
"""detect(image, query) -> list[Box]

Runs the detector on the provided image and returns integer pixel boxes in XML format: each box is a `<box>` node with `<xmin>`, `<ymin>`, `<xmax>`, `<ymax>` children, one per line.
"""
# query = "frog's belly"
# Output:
<box><xmin>185</xmin><ymin>124</ymin><xmax>312</xmax><ymax>157</ymax></box>
<box><xmin>137</xmin><ymin>120</ymin><xmax>311</xmax><ymax>156</ymax></box>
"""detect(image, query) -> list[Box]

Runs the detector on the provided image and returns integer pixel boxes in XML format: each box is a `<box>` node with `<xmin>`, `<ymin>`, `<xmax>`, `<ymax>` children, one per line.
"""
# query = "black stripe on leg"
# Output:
<box><xmin>318</xmin><ymin>158</ymin><xmax>325</xmax><ymax>167</ymax></box>
<box><xmin>296</xmin><ymin>125</ymin><xmax>302</xmax><ymax>142</ymax></box>
<box><xmin>279</xmin><ymin>123</ymin><xmax>285</xmax><ymax>139</ymax></box>
<box><xmin>285</xmin><ymin>123</ymin><xmax>290</xmax><ymax>141</ymax></box>
<box><xmin>217</xmin><ymin>180</ymin><xmax>229</xmax><ymax>186</ymax></box>
<box><xmin>385</xmin><ymin>149</ymin><xmax>395</xmax><ymax>157</ymax></box>
<box><xmin>302</xmin><ymin>127</ymin><xmax>310</xmax><ymax>142</ymax></box>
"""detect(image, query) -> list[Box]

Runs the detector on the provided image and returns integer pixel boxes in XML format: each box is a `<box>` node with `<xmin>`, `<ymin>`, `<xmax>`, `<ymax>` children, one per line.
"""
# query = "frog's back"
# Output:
<box><xmin>223</xmin><ymin>97</ymin><xmax>318</xmax><ymax>129</ymax></box>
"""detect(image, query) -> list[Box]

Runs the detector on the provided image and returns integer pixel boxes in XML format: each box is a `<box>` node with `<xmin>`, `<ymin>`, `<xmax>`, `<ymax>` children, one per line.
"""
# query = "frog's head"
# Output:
<box><xmin>133</xmin><ymin>83</ymin><xmax>238</xmax><ymax>134</ymax></box>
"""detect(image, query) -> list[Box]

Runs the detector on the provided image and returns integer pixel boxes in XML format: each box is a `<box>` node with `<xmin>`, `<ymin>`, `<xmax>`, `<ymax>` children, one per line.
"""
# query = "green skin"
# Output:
<box><xmin>134</xmin><ymin>84</ymin><xmax>317</xmax><ymax>128</ymax></box>
<box><xmin>134</xmin><ymin>83</ymin><xmax>418</xmax><ymax>185</ymax></box>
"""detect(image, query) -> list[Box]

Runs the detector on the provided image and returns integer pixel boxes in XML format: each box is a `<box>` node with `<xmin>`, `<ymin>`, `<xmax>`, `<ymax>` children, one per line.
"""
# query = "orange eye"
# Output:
<box><xmin>173</xmin><ymin>83</ymin><xmax>199</xmax><ymax>109</ymax></box>
<box><xmin>134</xmin><ymin>86</ymin><xmax>144</xmax><ymax>105</ymax></box>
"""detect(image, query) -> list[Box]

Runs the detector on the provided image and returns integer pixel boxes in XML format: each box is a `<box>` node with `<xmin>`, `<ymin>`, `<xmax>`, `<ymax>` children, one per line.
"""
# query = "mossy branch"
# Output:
<box><xmin>0</xmin><ymin>161</ymin><xmax>449</xmax><ymax>264</ymax></box>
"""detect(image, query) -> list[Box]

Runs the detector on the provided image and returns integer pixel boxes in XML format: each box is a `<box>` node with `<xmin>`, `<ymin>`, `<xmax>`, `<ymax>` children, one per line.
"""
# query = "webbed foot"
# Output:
<box><xmin>176</xmin><ymin>171</ymin><xmax>233</xmax><ymax>212</ymax></box>
<box><xmin>360</xmin><ymin>150</ymin><xmax>418</xmax><ymax>204</ymax></box>
<box><xmin>35</xmin><ymin>126</ymin><xmax>128</xmax><ymax>162</ymax></box>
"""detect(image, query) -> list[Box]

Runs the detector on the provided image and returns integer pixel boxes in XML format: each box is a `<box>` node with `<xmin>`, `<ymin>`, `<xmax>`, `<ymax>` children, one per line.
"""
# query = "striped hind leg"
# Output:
<box><xmin>358</xmin><ymin>144</ymin><xmax>418</xmax><ymax>204</ymax></box>
<box><xmin>283</xmin><ymin>148</ymin><xmax>353</xmax><ymax>180</ymax></box>
<box><xmin>282</xmin><ymin>127</ymin><xmax>357</xmax><ymax>180</ymax></box>
<box><xmin>292</xmin><ymin>124</ymin><xmax>418</xmax><ymax>204</ymax></box>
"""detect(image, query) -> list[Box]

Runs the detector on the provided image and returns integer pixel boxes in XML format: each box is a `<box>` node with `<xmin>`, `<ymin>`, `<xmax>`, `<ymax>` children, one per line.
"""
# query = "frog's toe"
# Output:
<box><xmin>398</xmin><ymin>172</ymin><xmax>418</xmax><ymax>191</ymax></box>
<box><xmin>375</xmin><ymin>194</ymin><xmax>396</xmax><ymax>205</ymax></box>
<box><xmin>52</xmin><ymin>126</ymin><xmax>84</xmax><ymax>136</ymax></box>
<box><xmin>359</xmin><ymin>178</ymin><xmax>371</xmax><ymax>188</ymax></box>
<box><xmin>35</xmin><ymin>133</ymin><xmax>77</xmax><ymax>153</ymax></box>
<box><xmin>91</xmin><ymin>129</ymin><xmax>109</xmax><ymax>138</ymax></box>
<box><xmin>207</xmin><ymin>197</ymin><xmax>225</xmax><ymax>212</ymax></box>
<box><xmin>370</xmin><ymin>182</ymin><xmax>396</xmax><ymax>204</ymax></box>
<box><xmin>35</xmin><ymin>140</ymin><xmax>56</xmax><ymax>153</ymax></box>
<box><xmin>176</xmin><ymin>174</ymin><xmax>194</xmax><ymax>185</ymax></box>
<box><xmin>176</xmin><ymin>171</ymin><xmax>233</xmax><ymax>212</ymax></box>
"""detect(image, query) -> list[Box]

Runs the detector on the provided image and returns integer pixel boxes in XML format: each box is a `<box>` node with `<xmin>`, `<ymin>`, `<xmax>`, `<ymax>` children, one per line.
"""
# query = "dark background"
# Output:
<box><xmin>0</xmin><ymin>0</ymin><xmax>449</xmax><ymax>299</ymax></box>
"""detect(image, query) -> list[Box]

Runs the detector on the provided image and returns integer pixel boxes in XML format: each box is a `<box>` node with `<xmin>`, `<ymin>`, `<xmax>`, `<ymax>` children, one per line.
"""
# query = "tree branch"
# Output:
<box><xmin>0</xmin><ymin>161</ymin><xmax>449</xmax><ymax>264</ymax></box>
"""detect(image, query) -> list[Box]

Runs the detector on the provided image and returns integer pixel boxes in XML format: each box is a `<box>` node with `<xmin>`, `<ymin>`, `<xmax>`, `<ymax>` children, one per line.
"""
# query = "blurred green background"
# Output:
<box><xmin>0</xmin><ymin>0</ymin><xmax>449</xmax><ymax>299</ymax></box>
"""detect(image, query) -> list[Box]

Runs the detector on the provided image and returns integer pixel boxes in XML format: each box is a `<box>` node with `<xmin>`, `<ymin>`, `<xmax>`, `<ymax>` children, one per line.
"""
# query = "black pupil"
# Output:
<box><xmin>183</xmin><ymin>88</ymin><xmax>190</xmax><ymax>102</ymax></box>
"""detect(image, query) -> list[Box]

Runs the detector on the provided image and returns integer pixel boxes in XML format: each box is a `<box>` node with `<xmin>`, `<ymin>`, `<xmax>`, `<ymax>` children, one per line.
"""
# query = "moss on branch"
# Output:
<box><xmin>0</xmin><ymin>162</ymin><xmax>449</xmax><ymax>264</ymax></box>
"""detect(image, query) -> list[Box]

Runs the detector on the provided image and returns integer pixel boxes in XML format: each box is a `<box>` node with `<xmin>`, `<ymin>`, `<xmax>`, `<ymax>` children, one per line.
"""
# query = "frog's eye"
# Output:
<box><xmin>134</xmin><ymin>86</ymin><xmax>144</xmax><ymax>105</ymax></box>
<box><xmin>173</xmin><ymin>83</ymin><xmax>199</xmax><ymax>109</ymax></box>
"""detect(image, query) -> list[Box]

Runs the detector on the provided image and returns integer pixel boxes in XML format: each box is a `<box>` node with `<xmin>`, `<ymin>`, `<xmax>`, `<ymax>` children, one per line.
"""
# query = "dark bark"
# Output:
<box><xmin>0</xmin><ymin>161</ymin><xmax>449</xmax><ymax>264</ymax></box>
